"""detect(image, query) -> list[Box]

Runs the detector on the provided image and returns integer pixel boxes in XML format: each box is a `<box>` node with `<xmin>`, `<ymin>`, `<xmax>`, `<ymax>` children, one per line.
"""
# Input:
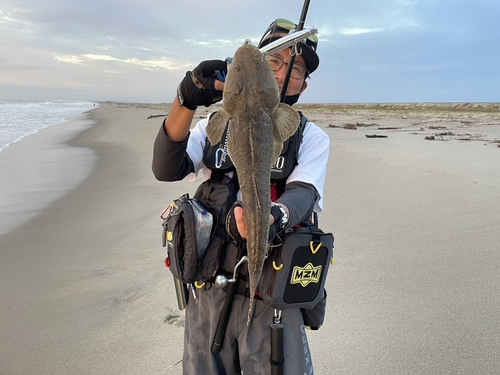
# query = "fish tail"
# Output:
<box><xmin>247</xmin><ymin>294</ymin><xmax>255</xmax><ymax>325</ymax></box>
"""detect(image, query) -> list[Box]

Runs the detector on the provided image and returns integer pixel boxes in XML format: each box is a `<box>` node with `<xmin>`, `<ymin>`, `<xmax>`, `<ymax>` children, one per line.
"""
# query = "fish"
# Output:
<box><xmin>206</xmin><ymin>40</ymin><xmax>300</xmax><ymax>321</ymax></box>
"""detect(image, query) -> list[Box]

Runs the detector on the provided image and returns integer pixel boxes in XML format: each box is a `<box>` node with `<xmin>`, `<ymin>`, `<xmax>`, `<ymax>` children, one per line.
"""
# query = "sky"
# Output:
<box><xmin>0</xmin><ymin>0</ymin><xmax>498</xmax><ymax>103</ymax></box>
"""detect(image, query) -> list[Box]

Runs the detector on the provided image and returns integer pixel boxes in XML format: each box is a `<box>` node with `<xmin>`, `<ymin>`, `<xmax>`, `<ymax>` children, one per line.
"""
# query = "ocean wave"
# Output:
<box><xmin>0</xmin><ymin>101</ymin><xmax>97</xmax><ymax>151</ymax></box>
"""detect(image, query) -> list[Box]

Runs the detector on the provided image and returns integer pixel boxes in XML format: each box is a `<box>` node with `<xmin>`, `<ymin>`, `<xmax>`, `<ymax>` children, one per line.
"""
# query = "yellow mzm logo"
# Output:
<box><xmin>290</xmin><ymin>263</ymin><xmax>322</xmax><ymax>287</ymax></box>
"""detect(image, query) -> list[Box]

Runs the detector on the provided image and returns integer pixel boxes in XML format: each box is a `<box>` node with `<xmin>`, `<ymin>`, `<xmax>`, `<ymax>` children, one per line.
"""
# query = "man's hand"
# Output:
<box><xmin>228</xmin><ymin>204</ymin><xmax>282</xmax><ymax>241</ymax></box>
<box><xmin>233</xmin><ymin>206</ymin><xmax>247</xmax><ymax>239</ymax></box>
<box><xmin>177</xmin><ymin>60</ymin><xmax>227</xmax><ymax>110</ymax></box>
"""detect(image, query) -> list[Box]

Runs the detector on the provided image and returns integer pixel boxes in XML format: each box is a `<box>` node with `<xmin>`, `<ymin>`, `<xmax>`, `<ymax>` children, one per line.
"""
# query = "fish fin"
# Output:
<box><xmin>206</xmin><ymin>110</ymin><xmax>230</xmax><ymax>145</ymax></box>
<box><xmin>272</xmin><ymin>103</ymin><xmax>301</xmax><ymax>142</ymax></box>
<box><xmin>272</xmin><ymin>142</ymin><xmax>284</xmax><ymax>167</ymax></box>
<box><xmin>271</xmin><ymin>104</ymin><xmax>300</xmax><ymax>163</ymax></box>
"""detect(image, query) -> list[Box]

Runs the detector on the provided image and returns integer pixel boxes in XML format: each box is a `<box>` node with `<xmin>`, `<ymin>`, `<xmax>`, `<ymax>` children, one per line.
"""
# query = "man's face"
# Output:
<box><xmin>269</xmin><ymin>48</ymin><xmax>308</xmax><ymax>97</ymax></box>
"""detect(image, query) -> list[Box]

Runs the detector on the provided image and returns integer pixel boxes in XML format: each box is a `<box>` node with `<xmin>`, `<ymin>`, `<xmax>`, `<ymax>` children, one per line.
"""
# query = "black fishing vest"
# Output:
<box><xmin>202</xmin><ymin>112</ymin><xmax>308</xmax><ymax>184</ymax></box>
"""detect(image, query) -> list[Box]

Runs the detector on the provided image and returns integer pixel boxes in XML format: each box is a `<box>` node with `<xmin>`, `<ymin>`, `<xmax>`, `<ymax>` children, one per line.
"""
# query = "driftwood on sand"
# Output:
<box><xmin>147</xmin><ymin>114</ymin><xmax>168</xmax><ymax>119</ymax></box>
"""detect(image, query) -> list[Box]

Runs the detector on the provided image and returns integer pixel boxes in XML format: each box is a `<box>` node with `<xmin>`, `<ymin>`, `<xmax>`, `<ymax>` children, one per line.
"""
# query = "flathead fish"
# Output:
<box><xmin>206</xmin><ymin>40</ymin><xmax>300</xmax><ymax>321</ymax></box>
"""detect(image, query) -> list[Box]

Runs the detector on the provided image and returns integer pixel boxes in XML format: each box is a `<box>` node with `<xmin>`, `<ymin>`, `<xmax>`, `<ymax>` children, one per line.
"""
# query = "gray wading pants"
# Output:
<box><xmin>183</xmin><ymin>284</ymin><xmax>314</xmax><ymax>375</ymax></box>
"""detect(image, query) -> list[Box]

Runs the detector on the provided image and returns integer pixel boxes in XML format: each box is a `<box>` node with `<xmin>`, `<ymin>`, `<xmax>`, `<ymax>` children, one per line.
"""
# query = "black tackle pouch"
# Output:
<box><xmin>301</xmin><ymin>290</ymin><xmax>327</xmax><ymax>330</ymax></box>
<box><xmin>161</xmin><ymin>175</ymin><xmax>238</xmax><ymax>285</ymax></box>
<box><xmin>161</xmin><ymin>194</ymin><xmax>213</xmax><ymax>284</ymax></box>
<box><xmin>258</xmin><ymin>221</ymin><xmax>334</xmax><ymax>311</ymax></box>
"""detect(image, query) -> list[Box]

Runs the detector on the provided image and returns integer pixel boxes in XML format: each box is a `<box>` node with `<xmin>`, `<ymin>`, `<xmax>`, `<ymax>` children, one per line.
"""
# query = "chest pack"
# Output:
<box><xmin>202</xmin><ymin>112</ymin><xmax>308</xmax><ymax>184</ymax></box>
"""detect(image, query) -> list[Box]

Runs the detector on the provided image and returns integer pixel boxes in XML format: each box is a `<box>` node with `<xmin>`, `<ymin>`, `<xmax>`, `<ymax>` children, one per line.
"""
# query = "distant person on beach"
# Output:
<box><xmin>152</xmin><ymin>19</ymin><xmax>330</xmax><ymax>375</ymax></box>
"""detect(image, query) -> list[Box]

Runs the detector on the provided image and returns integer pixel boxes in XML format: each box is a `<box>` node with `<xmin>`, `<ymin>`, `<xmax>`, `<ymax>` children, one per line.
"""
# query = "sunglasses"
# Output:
<box><xmin>262</xmin><ymin>18</ymin><xmax>319</xmax><ymax>52</ymax></box>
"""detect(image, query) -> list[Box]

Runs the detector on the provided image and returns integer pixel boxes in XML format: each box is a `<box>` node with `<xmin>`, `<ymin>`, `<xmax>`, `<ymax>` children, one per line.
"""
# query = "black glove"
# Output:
<box><xmin>268</xmin><ymin>204</ymin><xmax>285</xmax><ymax>242</ymax></box>
<box><xmin>177</xmin><ymin>60</ymin><xmax>227</xmax><ymax>110</ymax></box>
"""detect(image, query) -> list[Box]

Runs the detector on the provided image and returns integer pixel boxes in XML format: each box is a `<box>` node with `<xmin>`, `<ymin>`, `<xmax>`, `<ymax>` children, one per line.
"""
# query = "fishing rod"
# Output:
<box><xmin>280</xmin><ymin>0</ymin><xmax>312</xmax><ymax>103</ymax></box>
<box><xmin>271</xmin><ymin>3</ymin><xmax>313</xmax><ymax>373</ymax></box>
<box><xmin>269</xmin><ymin>4</ymin><xmax>314</xmax><ymax>374</ymax></box>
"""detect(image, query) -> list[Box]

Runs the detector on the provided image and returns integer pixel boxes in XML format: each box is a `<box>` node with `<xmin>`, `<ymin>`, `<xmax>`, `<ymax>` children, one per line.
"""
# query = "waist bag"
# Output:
<box><xmin>161</xmin><ymin>175</ymin><xmax>238</xmax><ymax>284</ymax></box>
<box><xmin>162</xmin><ymin>194</ymin><xmax>213</xmax><ymax>283</ymax></box>
<box><xmin>258</xmin><ymin>221</ymin><xmax>334</xmax><ymax>311</ymax></box>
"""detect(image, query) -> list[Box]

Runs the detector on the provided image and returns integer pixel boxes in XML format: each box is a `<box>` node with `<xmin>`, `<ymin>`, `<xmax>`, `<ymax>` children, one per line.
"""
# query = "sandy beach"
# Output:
<box><xmin>1</xmin><ymin>102</ymin><xmax>499</xmax><ymax>374</ymax></box>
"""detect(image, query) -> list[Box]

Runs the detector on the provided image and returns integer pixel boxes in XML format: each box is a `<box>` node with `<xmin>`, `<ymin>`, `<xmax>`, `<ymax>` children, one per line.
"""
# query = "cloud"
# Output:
<box><xmin>1</xmin><ymin>0</ymin><xmax>499</xmax><ymax>102</ymax></box>
<box><xmin>337</xmin><ymin>27</ymin><xmax>387</xmax><ymax>35</ymax></box>
<box><xmin>83</xmin><ymin>54</ymin><xmax>118</xmax><ymax>62</ymax></box>
<box><xmin>0</xmin><ymin>7</ymin><xmax>34</xmax><ymax>34</ymax></box>
<box><xmin>53</xmin><ymin>53</ymin><xmax>189</xmax><ymax>71</ymax></box>
<box><xmin>186</xmin><ymin>38</ymin><xmax>236</xmax><ymax>48</ymax></box>
<box><xmin>54</xmin><ymin>55</ymin><xmax>83</xmax><ymax>64</ymax></box>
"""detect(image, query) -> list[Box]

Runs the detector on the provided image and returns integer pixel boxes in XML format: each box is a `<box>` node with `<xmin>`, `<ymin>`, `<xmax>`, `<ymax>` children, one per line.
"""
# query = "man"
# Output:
<box><xmin>153</xmin><ymin>18</ymin><xmax>330</xmax><ymax>375</ymax></box>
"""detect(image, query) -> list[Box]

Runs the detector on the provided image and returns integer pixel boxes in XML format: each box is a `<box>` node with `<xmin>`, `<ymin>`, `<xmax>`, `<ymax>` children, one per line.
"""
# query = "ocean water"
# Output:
<box><xmin>0</xmin><ymin>99</ymin><xmax>98</xmax><ymax>236</ymax></box>
<box><xmin>0</xmin><ymin>99</ymin><xmax>96</xmax><ymax>151</ymax></box>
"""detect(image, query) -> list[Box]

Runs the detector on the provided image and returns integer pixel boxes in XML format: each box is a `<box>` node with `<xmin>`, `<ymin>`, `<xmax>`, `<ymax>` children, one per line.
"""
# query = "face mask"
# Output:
<box><xmin>283</xmin><ymin>93</ymin><xmax>300</xmax><ymax>106</ymax></box>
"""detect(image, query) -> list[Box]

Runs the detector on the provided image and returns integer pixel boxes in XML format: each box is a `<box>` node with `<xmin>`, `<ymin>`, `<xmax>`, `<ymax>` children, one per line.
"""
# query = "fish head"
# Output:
<box><xmin>223</xmin><ymin>42</ymin><xmax>280</xmax><ymax>115</ymax></box>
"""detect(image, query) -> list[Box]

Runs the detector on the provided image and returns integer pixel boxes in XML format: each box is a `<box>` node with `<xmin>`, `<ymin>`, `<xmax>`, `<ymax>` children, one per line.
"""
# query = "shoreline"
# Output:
<box><xmin>0</xmin><ymin>112</ymin><xmax>97</xmax><ymax>236</ymax></box>
<box><xmin>1</xmin><ymin>103</ymin><xmax>499</xmax><ymax>374</ymax></box>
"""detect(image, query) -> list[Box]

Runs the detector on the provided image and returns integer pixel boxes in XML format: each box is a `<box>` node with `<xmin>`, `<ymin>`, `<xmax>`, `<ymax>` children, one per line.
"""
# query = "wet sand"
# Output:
<box><xmin>1</xmin><ymin>102</ymin><xmax>499</xmax><ymax>374</ymax></box>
